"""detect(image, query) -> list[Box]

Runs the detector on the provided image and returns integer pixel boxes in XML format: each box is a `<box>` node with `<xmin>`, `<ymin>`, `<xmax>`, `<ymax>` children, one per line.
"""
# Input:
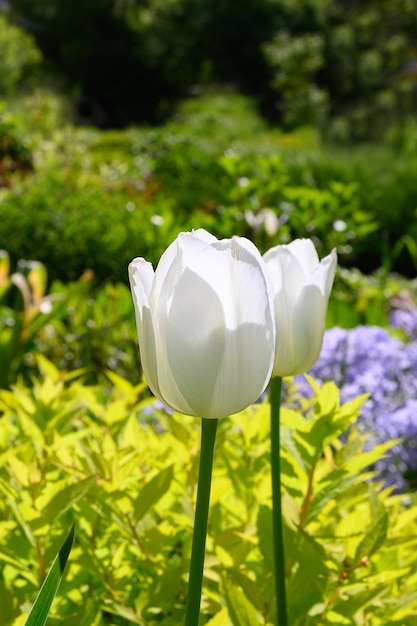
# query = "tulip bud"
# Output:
<box><xmin>264</xmin><ymin>238</ymin><xmax>337</xmax><ymax>377</ymax></box>
<box><xmin>129</xmin><ymin>229</ymin><xmax>276</xmax><ymax>418</ymax></box>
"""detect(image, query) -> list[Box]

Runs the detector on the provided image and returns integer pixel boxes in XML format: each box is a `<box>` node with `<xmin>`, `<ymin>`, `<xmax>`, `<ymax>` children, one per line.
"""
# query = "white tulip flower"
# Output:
<box><xmin>264</xmin><ymin>238</ymin><xmax>337</xmax><ymax>377</ymax></box>
<box><xmin>129</xmin><ymin>229</ymin><xmax>276</xmax><ymax>418</ymax></box>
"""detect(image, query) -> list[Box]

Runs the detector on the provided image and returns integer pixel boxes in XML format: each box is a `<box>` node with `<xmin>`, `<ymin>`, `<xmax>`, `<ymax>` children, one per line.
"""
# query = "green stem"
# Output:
<box><xmin>270</xmin><ymin>376</ymin><xmax>288</xmax><ymax>626</ymax></box>
<box><xmin>184</xmin><ymin>417</ymin><xmax>218</xmax><ymax>626</ymax></box>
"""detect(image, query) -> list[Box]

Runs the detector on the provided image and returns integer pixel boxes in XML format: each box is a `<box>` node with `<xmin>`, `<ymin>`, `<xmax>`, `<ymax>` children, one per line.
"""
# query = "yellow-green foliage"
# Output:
<box><xmin>1</xmin><ymin>359</ymin><xmax>417</xmax><ymax>625</ymax></box>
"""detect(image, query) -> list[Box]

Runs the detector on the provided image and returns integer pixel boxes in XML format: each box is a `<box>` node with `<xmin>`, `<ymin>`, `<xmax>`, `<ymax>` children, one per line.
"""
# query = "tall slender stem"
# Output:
<box><xmin>270</xmin><ymin>376</ymin><xmax>288</xmax><ymax>626</ymax></box>
<box><xmin>184</xmin><ymin>417</ymin><xmax>218</xmax><ymax>626</ymax></box>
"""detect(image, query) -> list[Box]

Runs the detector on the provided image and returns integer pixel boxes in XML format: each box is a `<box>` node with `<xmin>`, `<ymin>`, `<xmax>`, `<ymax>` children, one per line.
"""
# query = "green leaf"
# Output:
<box><xmin>99</xmin><ymin>601</ymin><xmax>144</xmax><ymax>624</ymax></box>
<box><xmin>343</xmin><ymin>440</ymin><xmax>398</xmax><ymax>474</ymax></box>
<box><xmin>205</xmin><ymin>607</ymin><xmax>229</xmax><ymax>626</ymax></box>
<box><xmin>332</xmin><ymin>584</ymin><xmax>387</xmax><ymax>617</ymax></box>
<box><xmin>25</xmin><ymin>524</ymin><xmax>75</xmax><ymax>626</ymax></box>
<box><xmin>306</xmin><ymin>470</ymin><xmax>358</xmax><ymax>524</ymax></box>
<box><xmin>354</xmin><ymin>488</ymin><xmax>388</xmax><ymax>564</ymax></box>
<box><xmin>325</xmin><ymin>610</ymin><xmax>352</xmax><ymax>623</ymax></box>
<box><xmin>377</xmin><ymin>590</ymin><xmax>417</xmax><ymax>625</ymax></box>
<box><xmin>281</xmin><ymin>427</ymin><xmax>314</xmax><ymax>475</ymax></box>
<box><xmin>40</xmin><ymin>476</ymin><xmax>95</xmax><ymax>526</ymax></box>
<box><xmin>285</xmin><ymin>525</ymin><xmax>329</xmax><ymax>623</ymax></box>
<box><xmin>134</xmin><ymin>465</ymin><xmax>174</xmax><ymax>522</ymax></box>
<box><xmin>223</xmin><ymin>577</ymin><xmax>260</xmax><ymax>626</ymax></box>
<box><xmin>257</xmin><ymin>504</ymin><xmax>274</xmax><ymax>573</ymax></box>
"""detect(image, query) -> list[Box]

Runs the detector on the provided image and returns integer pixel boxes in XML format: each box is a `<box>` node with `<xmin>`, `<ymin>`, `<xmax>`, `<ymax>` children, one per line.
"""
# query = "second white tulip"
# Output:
<box><xmin>264</xmin><ymin>238</ymin><xmax>337</xmax><ymax>377</ymax></box>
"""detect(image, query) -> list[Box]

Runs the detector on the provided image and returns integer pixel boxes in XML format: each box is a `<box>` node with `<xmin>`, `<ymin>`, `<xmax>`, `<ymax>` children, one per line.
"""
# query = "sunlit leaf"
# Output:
<box><xmin>223</xmin><ymin>577</ymin><xmax>260</xmax><ymax>626</ymax></box>
<box><xmin>134</xmin><ymin>465</ymin><xmax>174</xmax><ymax>522</ymax></box>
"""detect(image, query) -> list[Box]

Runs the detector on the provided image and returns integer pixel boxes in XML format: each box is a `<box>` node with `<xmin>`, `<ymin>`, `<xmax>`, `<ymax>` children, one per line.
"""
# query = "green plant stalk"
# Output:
<box><xmin>270</xmin><ymin>376</ymin><xmax>288</xmax><ymax>626</ymax></box>
<box><xmin>184</xmin><ymin>417</ymin><xmax>218</xmax><ymax>626</ymax></box>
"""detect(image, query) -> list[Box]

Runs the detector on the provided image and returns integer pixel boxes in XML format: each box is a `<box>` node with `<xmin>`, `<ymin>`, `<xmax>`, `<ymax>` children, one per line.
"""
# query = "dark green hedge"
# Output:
<box><xmin>7</xmin><ymin>0</ymin><xmax>417</xmax><ymax>136</ymax></box>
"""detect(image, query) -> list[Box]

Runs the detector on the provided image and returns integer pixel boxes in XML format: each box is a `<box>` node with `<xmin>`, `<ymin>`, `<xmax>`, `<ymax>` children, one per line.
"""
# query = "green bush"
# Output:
<box><xmin>1</xmin><ymin>361</ymin><xmax>417</xmax><ymax>624</ymax></box>
<box><xmin>35</xmin><ymin>278</ymin><xmax>139</xmax><ymax>386</ymax></box>
<box><xmin>0</xmin><ymin>14</ymin><xmax>43</xmax><ymax>95</ymax></box>
<box><xmin>0</xmin><ymin>142</ymin><xmax>183</xmax><ymax>282</ymax></box>
<box><xmin>0</xmin><ymin>251</ymin><xmax>65</xmax><ymax>389</ymax></box>
<box><xmin>1</xmin><ymin>92</ymin><xmax>417</xmax><ymax>282</ymax></box>
<box><xmin>0</xmin><ymin>108</ymin><xmax>33</xmax><ymax>188</ymax></box>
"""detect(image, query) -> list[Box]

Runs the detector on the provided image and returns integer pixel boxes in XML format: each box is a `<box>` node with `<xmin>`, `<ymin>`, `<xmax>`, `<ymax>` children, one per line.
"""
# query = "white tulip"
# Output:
<box><xmin>129</xmin><ymin>229</ymin><xmax>276</xmax><ymax>418</ymax></box>
<box><xmin>264</xmin><ymin>239</ymin><xmax>337</xmax><ymax>377</ymax></box>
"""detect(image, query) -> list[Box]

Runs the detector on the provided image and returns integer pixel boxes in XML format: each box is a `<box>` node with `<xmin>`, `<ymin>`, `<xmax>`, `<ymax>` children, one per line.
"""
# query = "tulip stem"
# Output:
<box><xmin>184</xmin><ymin>417</ymin><xmax>218</xmax><ymax>626</ymax></box>
<box><xmin>270</xmin><ymin>376</ymin><xmax>288</xmax><ymax>626</ymax></box>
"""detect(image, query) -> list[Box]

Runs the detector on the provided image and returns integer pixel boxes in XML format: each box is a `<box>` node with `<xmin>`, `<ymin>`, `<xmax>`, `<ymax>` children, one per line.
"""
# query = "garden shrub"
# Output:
<box><xmin>0</xmin><ymin>14</ymin><xmax>43</xmax><ymax>95</ymax></box>
<box><xmin>215</xmin><ymin>151</ymin><xmax>380</xmax><ymax>270</ymax></box>
<box><xmin>0</xmin><ymin>253</ymin><xmax>138</xmax><ymax>390</ymax></box>
<box><xmin>35</xmin><ymin>278</ymin><xmax>139</xmax><ymax>386</ymax></box>
<box><xmin>0</xmin><ymin>151</ymin><xmax>183</xmax><ymax>283</ymax></box>
<box><xmin>1</xmin><ymin>359</ymin><xmax>417</xmax><ymax>624</ymax></box>
<box><xmin>327</xmin><ymin>267</ymin><xmax>417</xmax><ymax>328</ymax></box>
<box><xmin>0</xmin><ymin>251</ymin><xmax>65</xmax><ymax>389</ymax></box>
<box><xmin>0</xmin><ymin>110</ymin><xmax>33</xmax><ymax>188</ymax></box>
<box><xmin>1</xmin><ymin>91</ymin><xmax>417</xmax><ymax>281</ymax></box>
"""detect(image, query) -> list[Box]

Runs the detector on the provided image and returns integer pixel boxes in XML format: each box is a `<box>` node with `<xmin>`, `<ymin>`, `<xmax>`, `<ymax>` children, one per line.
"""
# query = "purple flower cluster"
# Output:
<box><xmin>295</xmin><ymin>310</ymin><xmax>417</xmax><ymax>492</ymax></box>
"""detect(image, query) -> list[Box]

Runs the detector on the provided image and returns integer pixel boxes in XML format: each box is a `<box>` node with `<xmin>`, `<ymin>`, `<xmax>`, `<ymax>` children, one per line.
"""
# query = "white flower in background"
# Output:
<box><xmin>244</xmin><ymin>208</ymin><xmax>280</xmax><ymax>237</ymax></box>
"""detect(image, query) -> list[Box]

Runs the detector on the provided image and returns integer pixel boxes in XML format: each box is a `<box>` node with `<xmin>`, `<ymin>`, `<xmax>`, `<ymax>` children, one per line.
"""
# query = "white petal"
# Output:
<box><xmin>322</xmin><ymin>248</ymin><xmax>337</xmax><ymax>298</ymax></box>
<box><xmin>128</xmin><ymin>259</ymin><xmax>162</xmax><ymax>399</ymax></box>
<box><xmin>165</xmin><ymin>267</ymin><xmax>225</xmax><ymax>416</ymax></box>
<box><xmin>151</xmin><ymin>230</ymin><xmax>217</xmax><ymax>313</ymax></box>
<box><xmin>286</xmin><ymin>239</ymin><xmax>319</xmax><ymax>274</ymax></box>
<box><xmin>287</xmin><ymin>249</ymin><xmax>337</xmax><ymax>374</ymax></box>
<box><xmin>150</xmin><ymin>235</ymin><xmax>210</xmax><ymax>415</ymax></box>
<box><xmin>305</xmin><ymin>248</ymin><xmax>337</xmax><ymax>293</ymax></box>
<box><xmin>270</xmin><ymin>315</ymin><xmax>296</xmax><ymax>377</ymax></box>
<box><xmin>189</xmin><ymin>228</ymin><xmax>219</xmax><ymax>244</ymax></box>
<box><xmin>165</xmin><ymin>239</ymin><xmax>275</xmax><ymax>418</ymax></box>
<box><xmin>290</xmin><ymin>284</ymin><xmax>328</xmax><ymax>375</ymax></box>
<box><xmin>264</xmin><ymin>246</ymin><xmax>305</xmax><ymax>306</ymax></box>
<box><xmin>128</xmin><ymin>258</ymin><xmax>153</xmax><ymax>310</ymax></box>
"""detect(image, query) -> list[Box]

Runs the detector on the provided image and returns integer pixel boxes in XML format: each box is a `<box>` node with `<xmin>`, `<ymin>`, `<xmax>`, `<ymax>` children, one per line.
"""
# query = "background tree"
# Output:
<box><xmin>6</xmin><ymin>0</ymin><xmax>417</xmax><ymax>137</ymax></box>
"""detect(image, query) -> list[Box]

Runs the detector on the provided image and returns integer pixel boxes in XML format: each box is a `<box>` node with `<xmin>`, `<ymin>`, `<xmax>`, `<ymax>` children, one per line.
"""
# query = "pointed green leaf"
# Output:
<box><xmin>354</xmin><ymin>489</ymin><xmax>388</xmax><ymax>563</ymax></box>
<box><xmin>205</xmin><ymin>607</ymin><xmax>229</xmax><ymax>626</ymax></box>
<box><xmin>306</xmin><ymin>471</ymin><xmax>358</xmax><ymax>524</ymax></box>
<box><xmin>223</xmin><ymin>577</ymin><xmax>260</xmax><ymax>626</ymax></box>
<box><xmin>134</xmin><ymin>465</ymin><xmax>174</xmax><ymax>522</ymax></box>
<box><xmin>25</xmin><ymin>524</ymin><xmax>75</xmax><ymax>626</ymax></box>
<box><xmin>40</xmin><ymin>477</ymin><xmax>95</xmax><ymax>525</ymax></box>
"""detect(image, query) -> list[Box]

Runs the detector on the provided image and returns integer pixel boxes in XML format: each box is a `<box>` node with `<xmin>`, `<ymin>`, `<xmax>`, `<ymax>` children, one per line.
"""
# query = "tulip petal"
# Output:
<box><xmin>165</xmin><ymin>238</ymin><xmax>275</xmax><ymax>418</ymax></box>
<box><xmin>264</xmin><ymin>241</ymin><xmax>337</xmax><ymax>377</ymax></box>
<box><xmin>290</xmin><ymin>284</ymin><xmax>328</xmax><ymax>375</ymax></box>
<box><xmin>128</xmin><ymin>259</ymin><xmax>162</xmax><ymax>399</ymax></box>
<box><xmin>287</xmin><ymin>248</ymin><xmax>337</xmax><ymax>375</ymax></box>
<box><xmin>148</xmin><ymin>232</ymin><xmax>220</xmax><ymax>415</ymax></box>
<box><xmin>286</xmin><ymin>239</ymin><xmax>319</xmax><ymax>274</ymax></box>
<box><xmin>264</xmin><ymin>246</ymin><xmax>305</xmax><ymax>305</ymax></box>
<box><xmin>304</xmin><ymin>248</ymin><xmax>336</xmax><ymax>290</ymax></box>
<box><xmin>151</xmin><ymin>230</ymin><xmax>217</xmax><ymax>313</ymax></box>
